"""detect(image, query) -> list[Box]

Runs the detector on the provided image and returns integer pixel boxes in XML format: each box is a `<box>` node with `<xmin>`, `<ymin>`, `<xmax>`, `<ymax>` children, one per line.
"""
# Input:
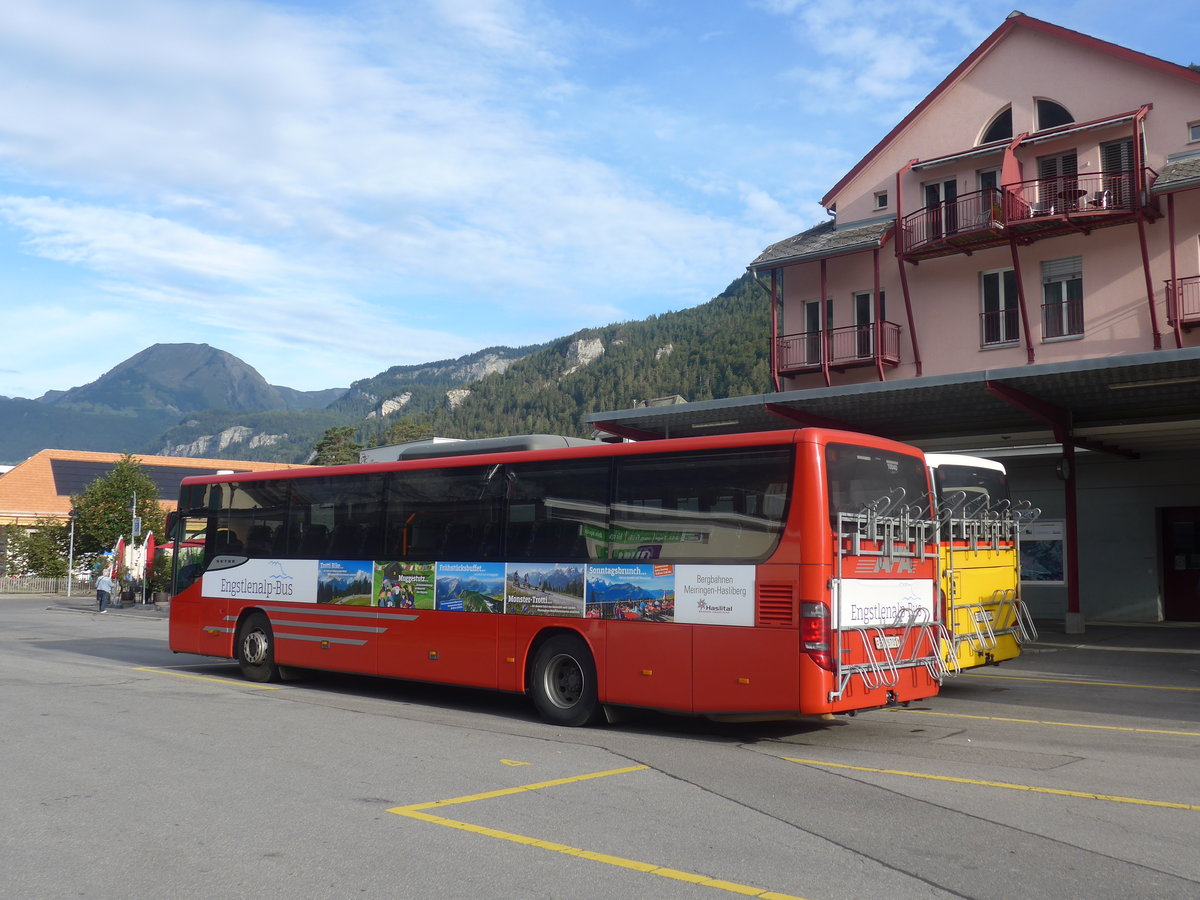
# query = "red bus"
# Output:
<box><xmin>166</xmin><ymin>428</ymin><xmax>944</xmax><ymax>725</ymax></box>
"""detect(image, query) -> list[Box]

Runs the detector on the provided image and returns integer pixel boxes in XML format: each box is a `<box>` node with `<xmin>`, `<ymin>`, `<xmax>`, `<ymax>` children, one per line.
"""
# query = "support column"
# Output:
<box><xmin>985</xmin><ymin>381</ymin><xmax>1082</xmax><ymax>633</ymax></box>
<box><xmin>1061</xmin><ymin>440</ymin><xmax>1083</xmax><ymax>634</ymax></box>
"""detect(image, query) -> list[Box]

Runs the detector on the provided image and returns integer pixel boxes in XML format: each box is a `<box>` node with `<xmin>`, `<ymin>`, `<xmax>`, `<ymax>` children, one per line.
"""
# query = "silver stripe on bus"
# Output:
<box><xmin>275</xmin><ymin>633</ymin><xmax>368</xmax><ymax>647</ymax></box>
<box><xmin>257</xmin><ymin>604</ymin><xmax>420</xmax><ymax>622</ymax></box>
<box><xmin>271</xmin><ymin>619</ymin><xmax>387</xmax><ymax>634</ymax></box>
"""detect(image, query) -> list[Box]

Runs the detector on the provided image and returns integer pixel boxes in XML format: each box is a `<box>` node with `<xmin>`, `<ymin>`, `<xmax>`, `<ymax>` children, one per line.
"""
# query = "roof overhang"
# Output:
<box><xmin>586</xmin><ymin>348</ymin><xmax>1200</xmax><ymax>458</ymax></box>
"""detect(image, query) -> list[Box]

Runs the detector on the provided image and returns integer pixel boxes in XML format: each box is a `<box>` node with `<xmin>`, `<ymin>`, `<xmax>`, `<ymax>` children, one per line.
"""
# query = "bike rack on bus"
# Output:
<box><xmin>937</xmin><ymin>497</ymin><xmax>1042</xmax><ymax>668</ymax></box>
<box><xmin>829</xmin><ymin>494</ymin><xmax>946</xmax><ymax>703</ymax></box>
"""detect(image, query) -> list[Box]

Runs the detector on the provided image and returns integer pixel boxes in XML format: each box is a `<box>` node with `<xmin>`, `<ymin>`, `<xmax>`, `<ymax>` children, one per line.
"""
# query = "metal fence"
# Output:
<box><xmin>0</xmin><ymin>576</ymin><xmax>92</xmax><ymax>595</ymax></box>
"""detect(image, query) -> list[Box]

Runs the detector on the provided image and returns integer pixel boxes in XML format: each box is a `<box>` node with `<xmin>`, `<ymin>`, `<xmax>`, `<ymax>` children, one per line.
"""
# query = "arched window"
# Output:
<box><xmin>980</xmin><ymin>107</ymin><xmax>1012</xmax><ymax>144</ymax></box>
<box><xmin>1036</xmin><ymin>99</ymin><xmax>1074</xmax><ymax>131</ymax></box>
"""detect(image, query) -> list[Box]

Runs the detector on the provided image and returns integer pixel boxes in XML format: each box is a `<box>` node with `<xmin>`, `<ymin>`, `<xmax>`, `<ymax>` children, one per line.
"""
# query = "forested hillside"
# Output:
<box><xmin>2</xmin><ymin>274</ymin><xmax>770</xmax><ymax>465</ymax></box>
<box><xmin>381</xmin><ymin>273</ymin><xmax>769</xmax><ymax>441</ymax></box>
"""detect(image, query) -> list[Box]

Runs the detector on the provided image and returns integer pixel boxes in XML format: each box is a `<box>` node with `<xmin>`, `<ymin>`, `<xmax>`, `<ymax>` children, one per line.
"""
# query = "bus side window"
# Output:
<box><xmin>385</xmin><ymin>466</ymin><xmax>502</xmax><ymax>562</ymax></box>
<box><xmin>504</xmin><ymin>459</ymin><xmax>610</xmax><ymax>562</ymax></box>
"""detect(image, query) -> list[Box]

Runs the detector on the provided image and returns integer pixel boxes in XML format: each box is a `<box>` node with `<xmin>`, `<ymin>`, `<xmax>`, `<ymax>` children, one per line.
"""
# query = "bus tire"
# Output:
<box><xmin>236</xmin><ymin>612</ymin><xmax>280</xmax><ymax>683</ymax></box>
<box><xmin>530</xmin><ymin>634</ymin><xmax>602</xmax><ymax>727</ymax></box>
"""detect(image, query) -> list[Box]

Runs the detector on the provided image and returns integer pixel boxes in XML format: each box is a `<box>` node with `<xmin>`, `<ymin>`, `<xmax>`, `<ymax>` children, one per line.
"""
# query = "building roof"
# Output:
<box><xmin>1153</xmin><ymin>155</ymin><xmax>1200</xmax><ymax>194</ymax></box>
<box><xmin>820</xmin><ymin>12</ymin><xmax>1200</xmax><ymax>209</ymax></box>
<box><xmin>748</xmin><ymin>219</ymin><xmax>893</xmax><ymax>271</ymax></box>
<box><xmin>0</xmin><ymin>450</ymin><xmax>310</xmax><ymax>526</ymax></box>
<box><xmin>585</xmin><ymin>348</ymin><xmax>1200</xmax><ymax>460</ymax></box>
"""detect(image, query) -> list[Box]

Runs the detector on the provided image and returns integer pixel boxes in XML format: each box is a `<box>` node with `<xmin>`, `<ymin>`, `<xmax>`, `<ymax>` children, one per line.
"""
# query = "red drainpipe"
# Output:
<box><xmin>769</xmin><ymin>268</ymin><xmax>781</xmax><ymax>391</ymax></box>
<box><xmin>820</xmin><ymin>259</ymin><xmax>831</xmax><ymax>388</ymax></box>
<box><xmin>1132</xmin><ymin>106</ymin><xmax>1162</xmax><ymax>350</ymax></box>
<box><xmin>894</xmin><ymin>160</ymin><xmax>922</xmax><ymax>376</ymax></box>
<box><xmin>1168</xmin><ymin>194</ymin><xmax>1183</xmax><ymax>348</ymax></box>
<box><xmin>873</xmin><ymin>248</ymin><xmax>885</xmax><ymax>381</ymax></box>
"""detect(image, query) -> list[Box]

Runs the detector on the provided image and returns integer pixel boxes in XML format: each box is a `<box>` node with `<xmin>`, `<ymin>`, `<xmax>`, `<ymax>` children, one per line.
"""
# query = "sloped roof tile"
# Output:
<box><xmin>748</xmin><ymin>219</ymin><xmax>893</xmax><ymax>270</ymax></box>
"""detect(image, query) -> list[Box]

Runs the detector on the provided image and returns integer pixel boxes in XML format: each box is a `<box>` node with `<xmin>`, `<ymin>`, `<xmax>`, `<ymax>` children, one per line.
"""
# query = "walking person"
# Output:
<box><xmin>95</xmin><ymin>572</ymin><xmax>114</xmax><ymax>613</ymax></box>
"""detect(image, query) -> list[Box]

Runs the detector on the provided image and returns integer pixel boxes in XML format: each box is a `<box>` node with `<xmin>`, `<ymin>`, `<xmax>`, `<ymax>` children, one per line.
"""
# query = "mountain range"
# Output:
<box><xmin>0</xmin><ymin>274</ymin><xmax>769</xmax><ymax>465</ymax></box>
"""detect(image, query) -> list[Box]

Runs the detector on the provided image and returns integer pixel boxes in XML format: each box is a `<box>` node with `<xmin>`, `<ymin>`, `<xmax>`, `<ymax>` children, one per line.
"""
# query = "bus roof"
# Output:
<box><xmin>178</xmin><ymin>428</ymin><xmax>929</xmax><ymax>487</ymax></box>
<box><xmin>924</xmin><ymin>452</ymin><xmax>1006</xmax><ymax>473</ymax></box>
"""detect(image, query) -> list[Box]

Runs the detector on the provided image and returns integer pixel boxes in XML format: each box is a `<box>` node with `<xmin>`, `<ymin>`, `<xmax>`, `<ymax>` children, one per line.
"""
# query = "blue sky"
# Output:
<box><xmin>1</xmin><ymin>0</ymin><xmax>1196</xmax><ymax>397</ymax></box>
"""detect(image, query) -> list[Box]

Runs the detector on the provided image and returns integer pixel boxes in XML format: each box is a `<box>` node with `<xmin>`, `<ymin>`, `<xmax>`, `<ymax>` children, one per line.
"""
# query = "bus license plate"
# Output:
<box><xmin>874</xmin><ymin>635</ymin><xmax>901</xmax><ymax>650</ymax></box>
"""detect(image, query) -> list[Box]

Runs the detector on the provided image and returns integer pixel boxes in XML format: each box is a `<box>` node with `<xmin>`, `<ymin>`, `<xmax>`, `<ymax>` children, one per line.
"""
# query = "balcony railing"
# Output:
<box><xmin>778</xmin><ymin>322</ymin><xmax>901</xmax><ymax>373</ymax></box>
<box><xmin>979</xmin><ymin>308</ymin><xmax>1020</xmax><ymax>347</ymax></box>
<box><xmin>899</xmin><ymin>168</ymin><xmax>1153</xmax><ymax>259</ymax></box>
<box><xmin>1166</xmin><ymin>275</ymin><xmax>1200</xmax><ymax>327</ymax></box>
<box><xmin>1041</xmin><ymin>297</ymin><xmax>1084</xmax><ymax>339</ymax></box>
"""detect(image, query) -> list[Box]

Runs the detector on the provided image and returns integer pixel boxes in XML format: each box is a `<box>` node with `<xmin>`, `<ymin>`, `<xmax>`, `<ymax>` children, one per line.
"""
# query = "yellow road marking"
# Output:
<box><xmin>390</xmin><ymin>765</ymin><xmax>808</xmax><ymax>900</ymax></box>
<box><xmin>885</xmin><ymin>707</ymin><xmax>1200</xmax><ymax>737</ymax></box>
<box><xmin>784</xmin><ymin>757</ymin><xmax>1200</xmax><ymax>811</ymax></box>
<box><xmin>499</xmin><ymin>759</ymin><xmax>531</xmax><ymax>767</ymax></box>
<box><xmin>134</xmin><ymin>666</ymin><xmax>281</xmax><ymax>689</ymax></box>
<box><xmin>960</xmin><ymin>671</ymin><xmax>1200</xmax><ymax>693</ymax></box>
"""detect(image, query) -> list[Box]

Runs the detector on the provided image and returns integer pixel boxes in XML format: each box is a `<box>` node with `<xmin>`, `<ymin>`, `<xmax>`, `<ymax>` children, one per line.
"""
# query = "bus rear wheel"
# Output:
<box><xmin>530</xmin><ymin>634</ymin><xmax>602</xmax><ymax>727</ymax></box>
<box><xmin>237</xmin><ymin>612</ymin><xmax>280</xmax><ymax>683</ymax></box>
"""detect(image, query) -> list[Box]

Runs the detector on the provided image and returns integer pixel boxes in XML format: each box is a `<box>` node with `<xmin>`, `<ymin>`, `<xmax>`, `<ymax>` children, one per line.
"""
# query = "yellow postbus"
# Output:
<box><xmin>926</xmin><ymin>453</ymin><xmax>1038</xmax><ymax>672</ymax></box>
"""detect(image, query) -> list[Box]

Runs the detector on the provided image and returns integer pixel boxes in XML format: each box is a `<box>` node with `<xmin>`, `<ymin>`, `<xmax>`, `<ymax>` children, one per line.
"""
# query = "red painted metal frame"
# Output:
<box><xmin>1007</xmin><ymin>238</ymin><xmax>1036</xmax><ymax>364</ymax></box>
<box><xmin>1167</xmin><ymin>194</ymin><xmax>1183</xmax><ymax>348</ymax></box>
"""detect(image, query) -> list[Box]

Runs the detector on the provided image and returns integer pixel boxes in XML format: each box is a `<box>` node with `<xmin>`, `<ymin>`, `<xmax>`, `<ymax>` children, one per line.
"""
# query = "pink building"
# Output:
<box><xmin>756</xmin><ymin>11</ymin><xmax>1199</xmax><ymax>390</ymax></box>
<box><xmin>590</xmin><ymin>13</ymin><xmax>1200</xmax><ymax>626</ymax></box>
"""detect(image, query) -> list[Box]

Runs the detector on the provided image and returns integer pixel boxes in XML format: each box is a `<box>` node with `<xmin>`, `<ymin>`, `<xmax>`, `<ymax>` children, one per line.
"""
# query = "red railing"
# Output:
<box><xmin>979</xmin><ymin>308</ymin><xmax>1020</xmax><ymax>346</ymax></box>
<box><xmin>1005</xmin><ymin>169</ymin><xmax>1139</xmax><ymax>218</ymax></box>
<box><xmin>1166</xmin><ymin>275</ymin><xmax>1200</xmax><ymax>325</ymax></box>
<box><xmin>1041</xmin><ymin>297</ymin><xmax>1084</xmax><ymax>339</ymax></box>
<box><xmin>778</xmin><ymin>322</ymin><xmax>901</xmax><ymax>372</ymax></box>
<box><xmin>899</xmin><ymin>169</ymin><xmax>1149</xmax><ymax>256</ymax></box>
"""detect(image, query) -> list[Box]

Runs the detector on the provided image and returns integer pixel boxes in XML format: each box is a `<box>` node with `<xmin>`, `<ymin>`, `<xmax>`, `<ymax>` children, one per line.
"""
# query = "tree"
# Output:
<box><xmin>312</xmin><ymin>426</ymin><xmax>363</xmax><ymax>465</ymax></box>
<box><xmin>71</xmin><ymin>454</ymin><xmax>165</xmax><ymax>570</ymax></box>
<box><xmin>4</xmin><ymin>519</ymin><xmax>69</xmax><ymax>577</ymax></box>
<box><xmin>375</xmin><ymin>418</ymin><xmax>434</xmax><ymax>448</ymax></box>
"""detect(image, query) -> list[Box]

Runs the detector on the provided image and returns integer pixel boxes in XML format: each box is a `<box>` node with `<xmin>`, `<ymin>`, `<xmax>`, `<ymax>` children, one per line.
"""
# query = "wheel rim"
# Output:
<box><xmin>242</xmin><ymin>629</ymin><xmax>269</xmax><ymax>665</ymax></box>
<box><xmin>542</xmin><ymin>652</ymin><xmax>584</xmax><ymax>709</ymax></box>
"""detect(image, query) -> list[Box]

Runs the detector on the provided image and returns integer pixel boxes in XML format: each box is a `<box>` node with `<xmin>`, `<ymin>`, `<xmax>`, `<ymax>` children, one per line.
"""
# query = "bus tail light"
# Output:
<box><xmin>800</xmin><ymin>601</ymin><xmax>833</xmax><ymax>671</ymax></box>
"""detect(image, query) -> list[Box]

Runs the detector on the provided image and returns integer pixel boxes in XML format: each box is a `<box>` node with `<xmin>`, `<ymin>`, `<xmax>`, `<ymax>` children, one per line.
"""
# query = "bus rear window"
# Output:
<box><xmin>826</xmin><ymin>443</ymin><xmax>930</xmax><ymax>522</ymax></box>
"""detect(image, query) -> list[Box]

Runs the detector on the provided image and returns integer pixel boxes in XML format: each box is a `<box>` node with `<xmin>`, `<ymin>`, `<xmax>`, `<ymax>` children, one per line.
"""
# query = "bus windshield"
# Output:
<box><xmin>933</xmin><ymin>464</ymin><xmax>1009</xmax><ymax>518</ymax></box>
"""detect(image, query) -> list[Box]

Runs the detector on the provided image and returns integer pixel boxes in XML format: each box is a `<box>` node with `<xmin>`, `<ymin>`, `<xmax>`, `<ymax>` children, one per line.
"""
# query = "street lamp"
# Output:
<box><xmin>66</xmin><ymin>509</ymin><xmax>76</xmax><ymax>599</ymax></box>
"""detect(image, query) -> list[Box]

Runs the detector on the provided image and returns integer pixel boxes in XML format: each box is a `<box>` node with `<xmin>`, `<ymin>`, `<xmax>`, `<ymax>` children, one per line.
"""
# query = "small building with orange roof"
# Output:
<box><xmin>0</xmin><ymin>449</ymin><xmax>308</xmax><ymax>528</ymax></box>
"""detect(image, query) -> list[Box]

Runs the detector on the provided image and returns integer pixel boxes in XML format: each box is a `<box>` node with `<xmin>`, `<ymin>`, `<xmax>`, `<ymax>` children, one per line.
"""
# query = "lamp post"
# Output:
<box><xmin>66</xmin><ymin>509</ymin><xmax>76</xmax><ymax>599</ymax></box>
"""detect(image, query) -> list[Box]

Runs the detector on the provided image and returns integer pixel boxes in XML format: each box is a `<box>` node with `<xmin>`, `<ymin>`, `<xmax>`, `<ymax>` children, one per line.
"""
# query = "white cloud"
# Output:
<box><xmin>763</xmin><ymin>0</ymin><xmax>993</xmax><ymax>120</ymax></box>
<box><xmin>0</xmin><ymin>0</ymin><xmax>771</xmax><ymax>385</ymax></box>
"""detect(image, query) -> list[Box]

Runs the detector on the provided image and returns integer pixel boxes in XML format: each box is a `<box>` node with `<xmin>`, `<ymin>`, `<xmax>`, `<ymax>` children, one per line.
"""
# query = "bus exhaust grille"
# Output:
<box><xmin>757</xmin><ymin>584</ymin><xmax>796</xmax><ymax>626</ymax></box>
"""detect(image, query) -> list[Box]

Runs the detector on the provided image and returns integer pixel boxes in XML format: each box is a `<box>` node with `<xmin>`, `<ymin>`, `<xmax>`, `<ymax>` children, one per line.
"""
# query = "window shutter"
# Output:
<box><xmin>1042</xmin><ymin>256</ymin><xmax>1082</xmax><ymax>282</ymax></box>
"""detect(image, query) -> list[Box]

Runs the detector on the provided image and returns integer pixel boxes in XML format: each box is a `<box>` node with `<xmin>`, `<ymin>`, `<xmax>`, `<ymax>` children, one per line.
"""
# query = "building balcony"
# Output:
<box><xmin>898</xmin><ymin>169</ymin><xmax>1158</xmax><ymax>262</ymax></box>
<box><xmin>777</xmin><ymin>321</ymin><xmax>901</xmax><ymax>375</ymax></box>
<box><xmin>1167</xmin><ymin>275</ymin><xmax>1200</xmax><ymax>328</ymax></box>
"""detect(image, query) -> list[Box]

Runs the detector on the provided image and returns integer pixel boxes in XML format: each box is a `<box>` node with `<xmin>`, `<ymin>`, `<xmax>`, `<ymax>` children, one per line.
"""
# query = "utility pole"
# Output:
<box><xmin>66</xmin><ymin>510</ymin><xmax>76</xmax><ymax>598</ymax></box>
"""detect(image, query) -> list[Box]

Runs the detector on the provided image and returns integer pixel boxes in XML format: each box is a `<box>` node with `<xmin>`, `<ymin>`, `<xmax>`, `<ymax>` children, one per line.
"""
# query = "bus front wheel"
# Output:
<box><xmin>530</xmin><ymin>634</ymin><xmax>602</xmax><ymax>727</ymax></box>
<box><xmin>237</xmin><ymin>612</ymin><xmax>280</xmax><ymax>683</ymax></box>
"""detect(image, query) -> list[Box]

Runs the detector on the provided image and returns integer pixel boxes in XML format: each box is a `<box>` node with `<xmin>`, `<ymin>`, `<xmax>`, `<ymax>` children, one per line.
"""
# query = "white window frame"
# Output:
<box><xmin>802</xmin><ymin>298</ymin><xmax>832</xmax><ymax>365</ymax></box>
<box><xmin>1041</xmin><ymin>256</ymin><xmax>1083</xmax><ymax>341</ymax></box>
<box><xmin>852</xmin><ymin>290</ymin><xmax>885</xmax><ymax>358</ymax></box>
<box><xmin>981</xmin><ymin>268</ymin><xmax>1020</xmax><ymax>347</ymax></box>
